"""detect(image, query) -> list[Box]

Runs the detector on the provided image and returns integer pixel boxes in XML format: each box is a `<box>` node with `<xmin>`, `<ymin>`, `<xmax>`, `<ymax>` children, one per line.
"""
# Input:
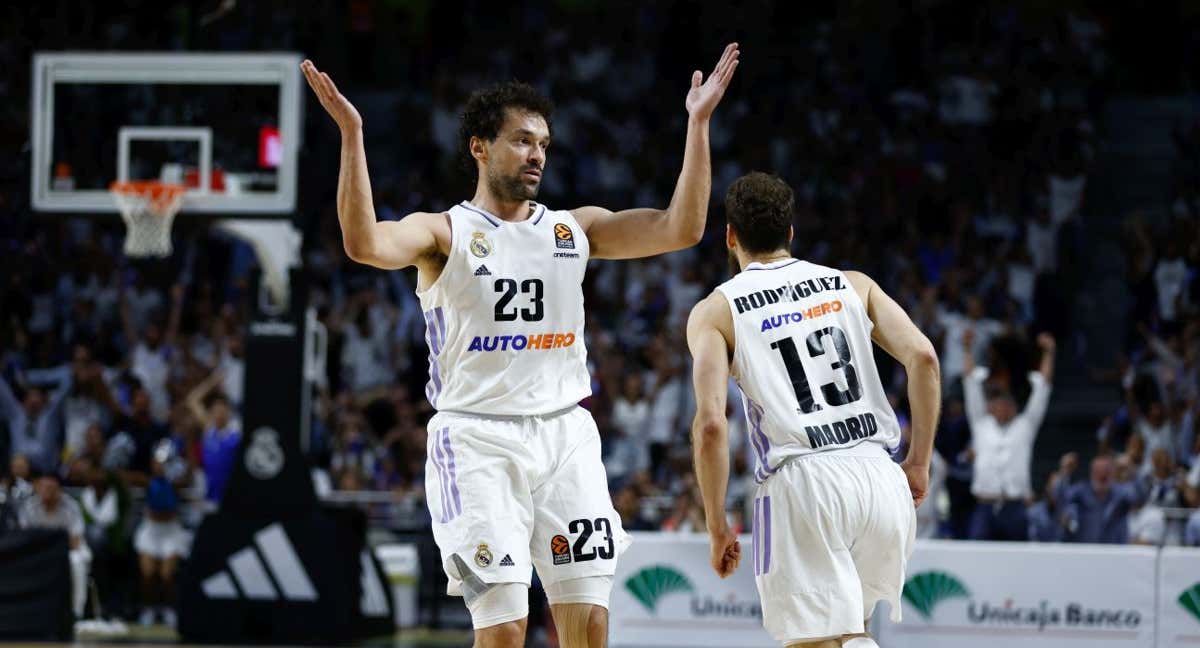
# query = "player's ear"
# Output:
<box><xmin>788</xmin><ymin>226</ymin><xmax>794</xmax><ymax>244</ymax></box>
<box><xmin>725</xmin><ymin>224</ymin><xmax>736</xmax><ymax>250</ymax></box>
<box><xmin>469</xmin><ymin>136</ymin><xmax>488</xmax><ymax>165</ymax></box>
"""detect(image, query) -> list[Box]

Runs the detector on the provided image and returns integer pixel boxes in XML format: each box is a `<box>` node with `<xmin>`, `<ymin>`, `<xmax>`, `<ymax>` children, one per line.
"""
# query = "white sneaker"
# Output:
<box><xmin>138</xmin><ymin>608</ymin><xmax>155</xmax><ymax>627</ymax></box>
<box><xmin>161</xmin><ymin>607</ymin><xmax>177</xmax><ymax>628</ymax></box>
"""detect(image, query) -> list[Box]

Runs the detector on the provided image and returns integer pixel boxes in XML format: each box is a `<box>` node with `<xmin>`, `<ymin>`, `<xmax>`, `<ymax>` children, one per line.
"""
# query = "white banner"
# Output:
<box><xmin>1157</xmin><ymin>547</ymin><xmax>1200</xmax><ymax>647</ymax></box>
<box><xmin>877</xmin><ymin>540</ymin><xmax>1157</xmax><ymax>648</ymax></box>
<box><xmin>610</xmin><ymin>532</ymin><xmax>774</xmax><ymax>647</ymax></box>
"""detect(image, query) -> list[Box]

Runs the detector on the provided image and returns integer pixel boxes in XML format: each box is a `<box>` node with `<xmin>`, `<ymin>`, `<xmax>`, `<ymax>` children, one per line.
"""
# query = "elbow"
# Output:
<box><xmin>343</xmin><ymin>239</ymin><xmax>375</xmax><ymax>265</ymax></box>
<box><xmin>681</xmin><ymin>218</ymin><xmax>705</xmax><ymax>247</ymax></box>
<box><xmin>692</xmin><ymin>416</ymin><xmax>727</xmax><ymax>447</ymax></box>
<box><xmin>909</xmin><ymin>346</ymin><xmax>941</xmax><ymax>379</ymax></box>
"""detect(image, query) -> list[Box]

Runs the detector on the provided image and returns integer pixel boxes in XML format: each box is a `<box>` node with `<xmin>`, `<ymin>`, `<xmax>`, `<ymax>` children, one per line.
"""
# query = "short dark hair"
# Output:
<box><xmin>459</xmin><ymin>81</ymin><xmax>554</xmax><ymax>176</ymax></box>
<box><xmin>725</xmin><ymin>172</ymin><xmax>794</xmax><ymax>254</ymax></box>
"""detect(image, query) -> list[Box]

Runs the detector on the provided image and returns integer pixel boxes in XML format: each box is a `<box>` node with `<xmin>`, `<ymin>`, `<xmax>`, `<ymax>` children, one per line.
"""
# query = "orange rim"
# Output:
<box><xmin>109</xmin><ymin>180</ymin><xmax>186</xmax><ymax>212</ymax></box>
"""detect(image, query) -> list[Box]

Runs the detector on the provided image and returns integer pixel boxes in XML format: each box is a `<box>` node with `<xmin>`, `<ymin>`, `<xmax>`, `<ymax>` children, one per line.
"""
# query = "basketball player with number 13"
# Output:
<box><xmin>687</xmin><ymin>173</ymin><xmax>941</xmax><ymax>648</ymax></box>
<box><xmin>302</xmin><ymin>44</ymin><xmax>738</xmax><ymax>647</ymax></box>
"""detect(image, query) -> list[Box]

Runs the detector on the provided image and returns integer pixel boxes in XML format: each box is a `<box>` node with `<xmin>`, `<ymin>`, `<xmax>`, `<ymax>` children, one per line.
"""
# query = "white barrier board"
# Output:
<box><xmin>1158</xmin><ymin>547</ymin><xmax>1200</xmax><ymax>647</ymax></box>
<box><xmin>610</xmin><ymin>532</ymin><xmax>774</xmax><ymax>647</ymax></box>
<box><xmin>878</xmin><ymin>540</ymin><xmax>1157</xmax><ymax>647</ymax></box>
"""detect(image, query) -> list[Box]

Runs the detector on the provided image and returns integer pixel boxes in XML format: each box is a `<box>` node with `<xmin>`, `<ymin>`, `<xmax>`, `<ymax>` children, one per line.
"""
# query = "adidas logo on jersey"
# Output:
<box><xmin>500</xmin><ymin>554</ymin><xmax>515</xmax><ymax>567</ymax></box>
<box><xmin>474</xmin><ymin>265</ymin><xmax>492</xmax><ymax>276</ymax></box>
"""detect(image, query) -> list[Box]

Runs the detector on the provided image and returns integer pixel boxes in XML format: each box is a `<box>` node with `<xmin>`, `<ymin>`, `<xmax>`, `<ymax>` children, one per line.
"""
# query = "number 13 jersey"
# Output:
<box><xmin>416</xmin><ymin>201</ymin><xmax>591</xmax><ymax>416</ymax></box>
<box><xmin>715</xmin><ymin>258</ymin><xmax>901</xmax><ymax>482</ymax></box>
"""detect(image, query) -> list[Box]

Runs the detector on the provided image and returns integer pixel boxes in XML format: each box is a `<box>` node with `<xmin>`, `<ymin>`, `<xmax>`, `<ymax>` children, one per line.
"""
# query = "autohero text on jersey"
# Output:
<box><xmin>730</xmin><ymin>274</ymin><xmax>846</xmax><ymax>315</ymax></box>
<box><xmin>467</xmin><ymin>333</ymin><xmax>576</xmax><ymax>352</ymax></box>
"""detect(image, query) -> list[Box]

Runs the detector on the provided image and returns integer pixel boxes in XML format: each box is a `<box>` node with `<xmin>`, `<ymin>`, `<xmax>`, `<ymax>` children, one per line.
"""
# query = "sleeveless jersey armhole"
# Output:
<box><xmin>712</xmin><ymin>287</ymin><xmax>742</xmax><ymax>383</ymax></box>
<box><xmin>415</xmin><ymin>211</ymin><xmax>458</xmax><ymax>301</ymax></box>
<box><xmin>840</xmin><ymin>270</ymin><xmax>875</xmax><ymax>336</ymax></box>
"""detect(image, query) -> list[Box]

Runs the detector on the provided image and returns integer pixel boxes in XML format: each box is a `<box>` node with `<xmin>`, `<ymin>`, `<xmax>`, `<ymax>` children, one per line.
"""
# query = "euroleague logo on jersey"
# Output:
<box><xmin>551</xmin><ymin>534</ymin><xmax>571</xmax><ymax>565</ymax></box>
<box><xmin>554</xmin><ymin>223</ymin><xmax>575</xmax><ymax>249</ymax></box>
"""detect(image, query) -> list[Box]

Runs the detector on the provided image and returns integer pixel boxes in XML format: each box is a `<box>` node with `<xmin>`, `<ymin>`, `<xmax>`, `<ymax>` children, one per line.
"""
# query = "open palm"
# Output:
<box><xmin>685</xmin><ymin>43</ymin><xmax>740</xmax><ymax>120</ymax></box>
<box><xmin>301</xmin><ymin>59</ymin><xmax>362</xmax><ymax>133</ymax></box>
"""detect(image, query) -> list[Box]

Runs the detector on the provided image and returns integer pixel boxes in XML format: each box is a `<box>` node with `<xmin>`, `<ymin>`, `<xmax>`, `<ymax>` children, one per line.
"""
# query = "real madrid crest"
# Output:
<box><xmin>475</xmin><ymin>543</ymin><xmax>494</xmax><ymax>568</ymax></box>
<box><xmin>470</xmin><ymin>232</ymin><xmax>492</xmax><ymax>258</ymax></box>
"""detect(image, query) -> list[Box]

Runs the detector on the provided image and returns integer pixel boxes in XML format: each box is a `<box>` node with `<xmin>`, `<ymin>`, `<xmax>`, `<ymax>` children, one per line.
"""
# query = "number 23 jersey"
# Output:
<box><xmin>416</xmin><ymin>201</ymin><xmax>591</xmax><ymax>416</ymax></box>
<box><xmin>715</xmin><ymin>258</ymin><xmax>901</xmax><ymax>482</ymax></box>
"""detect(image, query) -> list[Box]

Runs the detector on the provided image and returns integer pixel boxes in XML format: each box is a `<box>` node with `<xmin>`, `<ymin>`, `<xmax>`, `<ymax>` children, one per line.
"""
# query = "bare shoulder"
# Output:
<box><xmin>842</xmin><ymin>269</ymin><xmax>876</xmax><ymax>305</ymax></box>
<box><xmin>569</xmin><ymin>205</ymin><xmax>612</xmax><ymax>229</ymax></box>
<box><xmin>687</xmin><ymin>291</ymin><xmax>734</xmax><ymax>344</ymax></box>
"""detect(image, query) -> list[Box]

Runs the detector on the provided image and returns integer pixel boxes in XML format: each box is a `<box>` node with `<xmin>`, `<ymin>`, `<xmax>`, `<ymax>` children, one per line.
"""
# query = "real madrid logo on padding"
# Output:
<box><xmin>470</xmin><ymin>232</ymin><xmax>492</xmax><ymax>258</ymax></box>
<box><xmin>554</xmin><ymin>223</ymin><xmax>575</xmax><ymax>249</ymax></box>
<box><xmin>245</xmin><ymin>427</ymin><xmax>285</xmax><ymax>479</ymax></box>
<box><xmin>475</xmin><ymin>543</ymin><xmax>494</xmax><ymax>568</ymax></box>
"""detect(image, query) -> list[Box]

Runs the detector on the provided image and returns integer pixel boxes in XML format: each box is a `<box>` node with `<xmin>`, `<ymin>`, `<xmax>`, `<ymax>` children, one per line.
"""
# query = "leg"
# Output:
<box><xmin>529</xmin><ymin>411</ymin><xmax>626</xmax><ymax>647</ymax></box>
<box><xmin>550</xmin><ymin>603</ymin><xmax>607</xmax><ymax>648</ymax></box>
<box><xmin>473</xmin><ymin>617</ymin><xmax>528</xmax><ymax>648</ymax></box>
<box><xmin>544</xmin><ymin>576</ymin><xmax>614</xmax><ymax>648</ymax></box>
<box><xmin>966</xmin><ymin>502</ymin><xmax>994</xmax><ymax>540</ymax></box>
<box><xmin>138</xmin><ymin>553</ymin><xmax>159</xmax><ymax>617</ymax></box>
<box><xmin>68</xmin><ymin>547</ymin><xmax>92</xmax><ymax>618</ymax></box>
<box><xmin>999</xmin><ymin>501</ymin><xmax>1029</xmax><ymax>541</ymax></box>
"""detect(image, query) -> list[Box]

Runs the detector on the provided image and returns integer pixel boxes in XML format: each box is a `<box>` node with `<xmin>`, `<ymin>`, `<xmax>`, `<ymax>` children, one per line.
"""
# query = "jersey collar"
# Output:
<box><xmin>459</xmin><ymin>201</ymin><xmax>545</xmax><ymax>227</ymax></box>
<box><xmin>744</xmin><ymin>258</ymin><xmax>800</xmax><ymax>271</ymax></box>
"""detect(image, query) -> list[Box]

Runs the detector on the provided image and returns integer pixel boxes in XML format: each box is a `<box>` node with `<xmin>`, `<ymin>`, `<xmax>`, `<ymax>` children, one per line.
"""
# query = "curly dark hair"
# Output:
<box><xmin>724</xmin><ymin>172</ymin><xmax>794</xmax><ymax>254</ymax></box>
<box><xmin>458</xmin><ymin>81</ymin><xmax>554</xmax><ymax>177</ymax></box>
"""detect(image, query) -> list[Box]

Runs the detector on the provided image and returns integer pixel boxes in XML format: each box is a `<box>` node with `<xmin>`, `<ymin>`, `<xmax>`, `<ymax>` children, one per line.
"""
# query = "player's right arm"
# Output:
<box><xmin>301</xmin><ymin>60</ymin><xmax>445</xmax><ymax>270</ymax></box>
<box><xmin>687</xmin><ymin>292</ymin><xmax>741</xmax><ymax>578</ymax></box>
<box><xmin>845</xmin><ymin>270</ymin><xmax>941</xmax><ymax>507</ymax></box>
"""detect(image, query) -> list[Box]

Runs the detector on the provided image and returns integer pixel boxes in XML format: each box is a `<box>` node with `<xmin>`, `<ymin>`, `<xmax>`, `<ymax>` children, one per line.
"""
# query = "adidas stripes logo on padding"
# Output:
<box><xmin>500</xmin><ymin>554</ymin><xmax>514</xmax><ymax>566</ymax></box>
<box><xmin>201</xmin><ymin>523</ymin><xmax>318</xmax><ymax>601</ymax></box>
<box><xmin>200</xmin><ymin>522</ymin><xmax>391</xmax><ymax>617</ymax></box>
<box><xmin>474</xmin><ymin>265</ymin><xmax>492</xmax><ymax>276</ymax></box>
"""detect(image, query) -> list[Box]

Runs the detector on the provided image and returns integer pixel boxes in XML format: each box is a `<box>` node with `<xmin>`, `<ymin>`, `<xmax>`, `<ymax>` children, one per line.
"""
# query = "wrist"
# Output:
<box><xmin>340</xmin><ymin>125</ymin><xmax>364</xmax><ymax>139</ymax></box>
<box><xmin>706</xmin><ymin>515</ymin><xmax>729</xmax><ymax>535</ymax></box>
<box><xmin>686</xmin><ymin>114</ymin><xmax>711</xmax><ymax>127</ymax></box>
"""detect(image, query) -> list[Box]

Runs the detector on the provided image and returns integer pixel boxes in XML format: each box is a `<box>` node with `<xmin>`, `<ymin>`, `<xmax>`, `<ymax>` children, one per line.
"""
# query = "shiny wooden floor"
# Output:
<box><xmin>0</xmin><ymin>626</ymin><xmax>484</xmax><ymax>648</ymax></box>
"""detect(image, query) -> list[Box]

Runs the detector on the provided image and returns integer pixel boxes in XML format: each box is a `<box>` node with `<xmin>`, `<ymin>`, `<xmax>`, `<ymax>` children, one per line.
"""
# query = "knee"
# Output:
<box><xmin>586</xmin><ymin>605</ymin><xmax>608</xmax><ymax>634</ymax></box>
<box><xmin>474</xmin><ymin>618</ymin><xmax>527</xmax><ymax>647</ymax></box>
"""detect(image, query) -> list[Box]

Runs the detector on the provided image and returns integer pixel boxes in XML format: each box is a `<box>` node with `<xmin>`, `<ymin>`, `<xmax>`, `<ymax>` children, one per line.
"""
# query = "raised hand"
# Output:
<box><xmin>301</xmin><ymin>59</ymin><xmax>362</xmax><ymax>134</ymax></box>
<box><xmin>685</xmin><ymin>43</ymin><xmax>740</xmax><ymax>121</ymax></box>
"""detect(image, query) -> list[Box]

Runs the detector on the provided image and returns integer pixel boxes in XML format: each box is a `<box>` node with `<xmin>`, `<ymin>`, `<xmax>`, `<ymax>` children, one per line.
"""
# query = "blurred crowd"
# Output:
<box><xmin>1</xmin><ymin>0</ymin><xmax>1200</xmax><ymax>626</ymax></box>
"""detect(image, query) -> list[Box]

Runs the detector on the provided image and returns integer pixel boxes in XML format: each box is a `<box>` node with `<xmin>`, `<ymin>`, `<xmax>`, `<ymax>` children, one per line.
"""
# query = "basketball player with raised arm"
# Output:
<box><xmin>301</xmin><ymin>45</ymin><xmax>739</xmax><ymax>647</ymax></box>
<box><xmin>687</xmin><ymin>173</ymin><xmax>940</xmax><ymax>648</ymax></box>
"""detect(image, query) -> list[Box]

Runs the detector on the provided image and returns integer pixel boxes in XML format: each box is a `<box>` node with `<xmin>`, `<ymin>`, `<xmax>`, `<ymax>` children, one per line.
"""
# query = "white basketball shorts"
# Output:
<box><xmin>751</xmin><ymin>450</ymin><xmax>916</xmax><ymax>643</ymax></box>
<box><xmin>425</xmin><ymin>405</ymin><xmax>631</xmax><ymax>598</ymax></box>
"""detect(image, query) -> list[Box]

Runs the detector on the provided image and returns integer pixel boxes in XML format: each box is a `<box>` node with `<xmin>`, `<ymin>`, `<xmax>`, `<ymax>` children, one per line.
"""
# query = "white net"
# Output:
<box><xmin>110</xmin><ymin>181</ymin><xmax>185</xmax><ymax>258</ymax></box>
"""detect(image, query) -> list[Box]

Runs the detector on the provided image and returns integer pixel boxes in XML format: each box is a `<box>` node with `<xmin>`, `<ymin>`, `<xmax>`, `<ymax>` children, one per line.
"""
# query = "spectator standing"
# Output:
<box><xmin>1062</xmin><ymin>455</ymin><xmax>1143</xmax><ymax>543</ymax></box>
<box><xmin>964</xmin><ymin>331</ymin><xmax>1056</xmax><ymax>540</ymax></box>
<box><xmin>0</xmin><ymin>370</ymin><xmax>72</xmax><ymax>473</ymax></box>
<box><xmin>20</xmin><ymin>473</ymin><xmax>91</xmax><ymax>619</ymax></box>
<box><xmin>186</xmin><ymin>370</ymin><xmax>240</xmax><ymax>505</ymax></box>
<box><xmin>134</xmin><ymin>441</ymin><xmax>190</xmax><ymax>628</ymax></box>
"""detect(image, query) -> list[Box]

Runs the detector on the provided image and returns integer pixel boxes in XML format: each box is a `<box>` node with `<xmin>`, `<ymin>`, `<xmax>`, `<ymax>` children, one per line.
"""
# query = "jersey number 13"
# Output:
<box><xmin>770</xmin><ymin>325</ymin><xmax>863</xmax><ymax>412</ymax></box>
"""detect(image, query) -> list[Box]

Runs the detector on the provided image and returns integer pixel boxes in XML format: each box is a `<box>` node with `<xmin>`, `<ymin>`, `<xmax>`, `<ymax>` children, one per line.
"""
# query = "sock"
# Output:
<box><xmin>842</xmin><ymin>638</ymin><xmax>880</xmax><ymax>648</ymax></box>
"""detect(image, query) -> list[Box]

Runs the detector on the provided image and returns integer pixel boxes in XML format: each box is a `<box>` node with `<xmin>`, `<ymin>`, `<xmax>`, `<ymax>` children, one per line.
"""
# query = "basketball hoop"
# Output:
<box><xmin>110</xmin><ymin>180</ymin><xmax>186</xmax><ymax>257</ymax></box>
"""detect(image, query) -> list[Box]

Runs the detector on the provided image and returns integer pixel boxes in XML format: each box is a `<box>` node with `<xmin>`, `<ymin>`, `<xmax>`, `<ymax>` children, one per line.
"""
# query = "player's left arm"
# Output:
<box><xmin>687</xmin><ymin>292</ymin><xmax>741</xmax><ymax>578</ymax></box>
<box><xmin>573</xmin><ymin>43</ymin><xmax>739</xmax><ymax>259</ymax></box>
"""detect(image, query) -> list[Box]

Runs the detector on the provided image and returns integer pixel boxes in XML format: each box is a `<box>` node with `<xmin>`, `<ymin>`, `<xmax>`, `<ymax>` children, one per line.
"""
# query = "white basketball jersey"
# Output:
<box><xmin>715</xmin><ymin>258</ymin><xmax>900</xmax><ymax>482</ymax></box>
<box><xmin>416</xmin><ymin>201</ymin><xmax>591</xmax><ymax>416</ymax></box>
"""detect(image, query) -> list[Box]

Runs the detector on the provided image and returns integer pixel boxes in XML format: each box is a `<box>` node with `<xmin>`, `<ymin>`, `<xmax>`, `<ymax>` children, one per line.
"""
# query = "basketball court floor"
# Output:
<box><xmin>5</xmin><ymin>627</ymin><xmax>481</xmax><ymax>648</ymax></box>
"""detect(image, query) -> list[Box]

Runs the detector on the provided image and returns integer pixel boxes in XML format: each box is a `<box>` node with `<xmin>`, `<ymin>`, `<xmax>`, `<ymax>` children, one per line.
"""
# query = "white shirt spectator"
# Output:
<box><xmin>612</xmin><ymin>396</ymin><xmax>650</xmax><ymax>439</ymax></box>
<box><xmin>131</xmin><ymin>343</ymin><xmax>171</xmax><ymax>422</ymax></box>
<box><xmin>80</xmin><ymin>486</ymin><xmax>119</xmax><ymax>533</ymax></box>
<box><xmin>965</xmin><ymin>368</ymin><xmax>1053</xmax><ymax>499</ymax></box>
<box><xmin>939</xmin><ymin>311</ymin><xmax>1003</xmax><ymax>383</ymax></box>
<box><xmin>1137</xmin><ymin>419</ymin><xmax>1175</xmax><ymax>475</ymax></box>
<box><xmin>219</xmin><ymin>350</ymin><xmax>245</xmax><ymax>407</ymax></box>
<box><xmin>1154</xmin><ymin>257</ymin><xmax>1190</xmax><ymax>322</ymax></box>
<box><xmin>646</xmin><ymin>376</ymin><xmax>688</xmax><ymax>445</ymax></box>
